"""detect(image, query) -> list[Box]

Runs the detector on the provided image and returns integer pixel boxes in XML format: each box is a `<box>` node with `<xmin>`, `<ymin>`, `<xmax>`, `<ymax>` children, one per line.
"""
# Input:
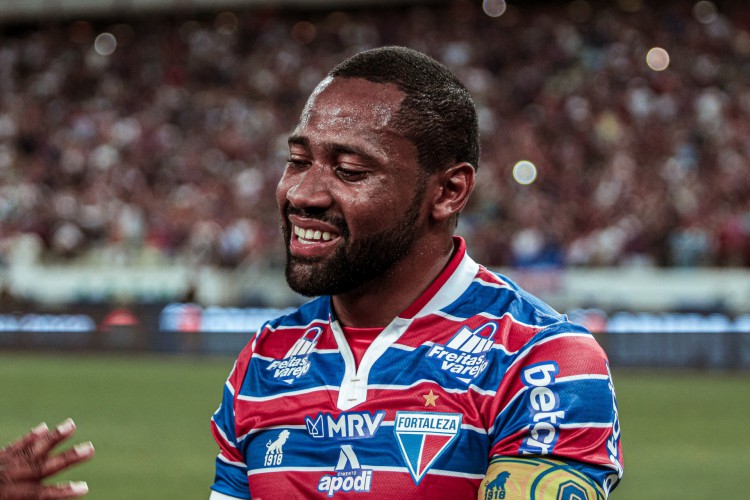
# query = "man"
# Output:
<box><xmin>0</xmin><ymin>419</ymin><xmax>94</xmax><ymax>499</ymax></box>
<box><xmin>210</xmin><ymin>46</ymin><xmax>623</xmax><ymax>499</ymax></box>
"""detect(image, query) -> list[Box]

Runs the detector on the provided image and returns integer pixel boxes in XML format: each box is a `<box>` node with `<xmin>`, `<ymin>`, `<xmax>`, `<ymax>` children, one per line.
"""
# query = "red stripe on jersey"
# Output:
<box><xmin>492</xmin><ymin>333</ymin><xmax>609</xmax><ymax>413</ymax></box>
<box><xmin>253</xmin><ymin>324</ymin><xmax>336</xmax><ymax>358</ymax></box>
<box><xmin>555</xmin><ymin>425</ymin><xmax>619</xmax><ymax>468</ymax></box>
<box><xmin>247</xmin><ymin>468</ymin><xmax>480</xmax><ymax>499</ymax></box>
<box><xmin>211</xmin><ymin>420</ymin><xmax>244</xmax><ymax>463</ymax></box>
<box><xmin>234</xmin><ymin>390</ymin><xmax>338</xmax><ymax>436</ymax></box>
<box><xmin>396</xmin><ymin>313</ymin><xmax>542</xmax><ymax>351</ymax></box>
<box><xmin>475</xmin><ymin>265</ymin><xmax>511</xmax><ymax>288</ymax></box>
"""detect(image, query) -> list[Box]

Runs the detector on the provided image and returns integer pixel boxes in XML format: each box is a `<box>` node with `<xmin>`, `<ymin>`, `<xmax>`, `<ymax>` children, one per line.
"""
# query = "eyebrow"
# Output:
<box><xmin>287</xmin><ymin>134</ymin><xmax>378</xmax><ymax>162</ymax></box>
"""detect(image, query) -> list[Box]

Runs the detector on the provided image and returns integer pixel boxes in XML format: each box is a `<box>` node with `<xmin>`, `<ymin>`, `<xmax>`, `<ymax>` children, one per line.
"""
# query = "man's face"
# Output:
<box><xmin>276</xmin><ymin>77</ymin><xmax>427</xmax><ymax>296</ymax></box>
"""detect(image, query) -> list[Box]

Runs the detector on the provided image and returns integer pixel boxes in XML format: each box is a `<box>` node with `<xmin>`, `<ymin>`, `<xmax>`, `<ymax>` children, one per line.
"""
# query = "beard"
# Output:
<box><xmin>282</xmin><ymin>180</ymin><xmax>426</xmax><ymax>297</ymax></box>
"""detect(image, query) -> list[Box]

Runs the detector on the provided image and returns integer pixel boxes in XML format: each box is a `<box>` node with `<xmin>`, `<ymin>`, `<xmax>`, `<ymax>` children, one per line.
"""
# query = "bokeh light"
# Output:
<box><xmin>483</xmin><ymin>0</ymin><xmax>507</xmax><ymax>18</ymax></box>
<box><xmin>513</xmin><ymin>160</ymin><xmax>537</xmax><ymax>185</ymax></box>
<box><xmin>646</xmin><ymin>47</ymin><xmax>670</xmax><ymax>71</ymax></box>
<box><xmin>693</xmin><ymin>1</ymin><xmax>718</xmax><ymax>24</ymax></box>
<box><xmin>94</xmin><ymin>33</ymin><xmax>117</xmax><ymax>56</ymax></box>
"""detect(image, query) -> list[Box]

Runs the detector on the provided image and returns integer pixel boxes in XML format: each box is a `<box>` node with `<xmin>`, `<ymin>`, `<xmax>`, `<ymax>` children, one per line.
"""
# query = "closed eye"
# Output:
<box><xmin>335</xmin><ymin>166</ymin><xmax>368</xmax><ymax>181</ymax></box>
<box><xmin>286</xmin><ymin>158</ymin><xmax>311</xmax><ymax>170</ymax></box>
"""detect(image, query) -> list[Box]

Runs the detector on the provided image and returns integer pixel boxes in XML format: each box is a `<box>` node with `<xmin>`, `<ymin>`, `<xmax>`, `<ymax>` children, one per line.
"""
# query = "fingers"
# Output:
<box><xmin>0</xmin><ymin>481</ymin><xmax>89</xmax><ymax>500</ymax></box>
<box><xmin>41</xmin><ymin>442</ymin><xmax>95</xmax><ymax>478</ymax></box>
<box><xmin>0</xmin><ymin>419</ymin><xmax>93</xmax><ymax>484</ymax></box>
<box><xmin>41</xmin><ymin>481</ymin><xmax>89</xmax><ymax>500</ymax></box>
<box><xmin>0</xmin><ymin>423</ymin><xmax>49</xmax><ymax>456</ymax></box>
<box><xmin>4</xmin><ymin>419</ymin><xmax>77</xmax><ymax>467</ymax></box>
<box><xmin>32</xmin><ymin>419</ymin><xmax>78</xmax><ymax>458</ymax></box>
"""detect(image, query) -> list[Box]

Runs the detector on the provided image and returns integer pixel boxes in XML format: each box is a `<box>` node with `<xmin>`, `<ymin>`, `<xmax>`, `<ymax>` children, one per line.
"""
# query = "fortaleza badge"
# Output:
<box><xmin>266</xmin><ymin>326</ymin><xmax>323</xmax><ymax>384</ymax></box>
<box><xmin>393</xmin><ymin>411</ymin><xmax>462</xmax><ymax>485</ymax></box>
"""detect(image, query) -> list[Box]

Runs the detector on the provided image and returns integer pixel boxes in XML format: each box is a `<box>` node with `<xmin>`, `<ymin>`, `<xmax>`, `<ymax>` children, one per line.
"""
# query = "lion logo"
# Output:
<box><xmin>266</xmin><ymin>430</ymin><xmax>290</xmax><ymax>454</ymax></box>
<box><xmin>484</xmin><ymin>470</ymin><xmax>510</xmax><ymax>499</ymax></box>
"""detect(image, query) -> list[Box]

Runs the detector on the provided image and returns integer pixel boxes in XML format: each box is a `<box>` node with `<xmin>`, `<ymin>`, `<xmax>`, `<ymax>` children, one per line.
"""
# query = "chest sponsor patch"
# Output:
<box><xmin>306</xmin><ymin>410</ymin><xmax>386</xmax><ymax>440</ymax></box>
<box><xmin>317</xmin><ymin>445</ymin><xmax>373</xmax><ymax>497</ymax></box>
<box><xmin>393</xmin><ymin>411</ymin><xmax>462</xmax><ymax>485</ymax></box>
<box><xmin>266</xmin><ymin>326</ymin><xmax>323</xmax><ymax>384</ymax></box>
<box><xmin>426</xmin><ymin>321</ymin><xmax>497</xmax><ymax>384</ymax></box>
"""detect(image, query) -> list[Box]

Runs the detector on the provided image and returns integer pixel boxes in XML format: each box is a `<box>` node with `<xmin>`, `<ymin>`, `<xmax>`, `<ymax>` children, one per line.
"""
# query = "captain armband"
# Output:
<box><xmin>478</xmin><ymin>456</ymin><xmax>606</xmax><ymax>500</ymax></box>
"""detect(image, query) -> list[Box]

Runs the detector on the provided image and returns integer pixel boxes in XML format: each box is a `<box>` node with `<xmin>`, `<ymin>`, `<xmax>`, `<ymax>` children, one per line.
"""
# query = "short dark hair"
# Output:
<box><xmin>329</xmin><ymin>46</ymin><xmax>479</xmax><ymax>174</ymax></box>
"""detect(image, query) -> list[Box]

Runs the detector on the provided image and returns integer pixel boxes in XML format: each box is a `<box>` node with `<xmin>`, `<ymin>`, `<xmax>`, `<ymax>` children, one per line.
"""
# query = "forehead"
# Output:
<box><xmin>295</xmin><ymin>77</ymin><xmax>405</xmax><ymax>137</ymax></box>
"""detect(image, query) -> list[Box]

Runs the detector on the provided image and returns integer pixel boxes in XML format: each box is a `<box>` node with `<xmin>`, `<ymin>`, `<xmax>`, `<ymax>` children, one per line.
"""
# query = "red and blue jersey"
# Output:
<box><xmin>210</xmin><ymin>238</ymin><xmax>623</xmax><ymax>499</ymax></box>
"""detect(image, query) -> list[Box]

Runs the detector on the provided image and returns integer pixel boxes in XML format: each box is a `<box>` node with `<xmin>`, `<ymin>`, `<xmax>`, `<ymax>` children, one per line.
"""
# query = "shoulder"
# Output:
<box><xmin>458</xmin><ymin>265</ymin><xmax>600</xmax><ymax>356</ymax></box>
<box><xmin>233</xmin><ymin>296</ymin><xmax>330</xmax><ymax>365</ymax></box>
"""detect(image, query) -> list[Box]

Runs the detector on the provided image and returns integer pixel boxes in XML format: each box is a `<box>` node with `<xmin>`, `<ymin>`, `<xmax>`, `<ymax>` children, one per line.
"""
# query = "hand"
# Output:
<box><xmin>0</xmin><ymin>419</ymin><xmax>94</xmax><ymax>500</ymax></box>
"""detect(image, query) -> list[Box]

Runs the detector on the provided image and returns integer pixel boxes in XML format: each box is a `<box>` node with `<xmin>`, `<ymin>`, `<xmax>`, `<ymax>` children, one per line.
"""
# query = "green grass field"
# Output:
<box><xmin>1</xmin><ymin>353</ymin><xmax>748</xmax><ymax>499</ymax></box>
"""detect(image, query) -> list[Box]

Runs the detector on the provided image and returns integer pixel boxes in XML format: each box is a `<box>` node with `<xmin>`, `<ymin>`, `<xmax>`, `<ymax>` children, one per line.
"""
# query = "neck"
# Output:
<box><xmin>332</xmin><ymin>235</ymin><xmax>456</xmax><ymax>327</ymax></box>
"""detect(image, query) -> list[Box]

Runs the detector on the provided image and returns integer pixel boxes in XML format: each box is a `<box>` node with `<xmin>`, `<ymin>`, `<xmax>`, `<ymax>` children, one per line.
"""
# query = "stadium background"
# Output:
<box><xmin>0</xmin><ymin>0</ymin><xmax>749</xmax><ymax>497</ymax></box>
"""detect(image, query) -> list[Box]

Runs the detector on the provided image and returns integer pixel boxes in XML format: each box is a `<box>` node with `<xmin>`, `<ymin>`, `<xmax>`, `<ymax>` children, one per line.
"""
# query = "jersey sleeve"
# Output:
<box><xmin>487</xmin><ymin>323</ymin><xmax>623</xmax><ymax>496</ymax></box>
<box><xmin>210</xmin><ymin>335</ymin><xmax>258</xmax><ymax>499</ymax></box>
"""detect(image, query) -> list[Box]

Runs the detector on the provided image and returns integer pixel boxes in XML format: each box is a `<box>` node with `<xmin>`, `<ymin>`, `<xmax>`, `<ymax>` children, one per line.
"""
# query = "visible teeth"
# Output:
<box><xmin>294</xmin><ymin>225</ymin><xmax>334</xmax><ymax>242</ymax></box>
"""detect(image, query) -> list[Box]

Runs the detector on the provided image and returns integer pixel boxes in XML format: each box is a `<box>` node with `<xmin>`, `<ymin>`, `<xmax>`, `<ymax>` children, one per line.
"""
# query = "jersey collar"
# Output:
<box><xmin>398</xmin><ymin>236</ymin><xmax>479</xmax><ymax>320</ymax></box>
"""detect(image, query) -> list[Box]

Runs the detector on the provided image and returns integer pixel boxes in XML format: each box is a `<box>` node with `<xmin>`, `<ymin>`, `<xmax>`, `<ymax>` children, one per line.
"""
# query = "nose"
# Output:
<box><xmin>283</xmin><ymin>164</ymin><xmax>334</xmax><ymax>211</ymax></box>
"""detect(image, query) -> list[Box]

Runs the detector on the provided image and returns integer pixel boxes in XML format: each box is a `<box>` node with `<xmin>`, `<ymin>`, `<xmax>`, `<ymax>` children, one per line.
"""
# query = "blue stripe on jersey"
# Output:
<box><xmin>243</xmin><ymin>425</ymin><xmax>489</xmax><ymax>476</ymax></box>
<box><xmin>367</xmin><ymin>343</ymin><xmax>513</xmax><ymax>393</ymax></box>
<box><xmin>213</xmin><ymin>382</ymin><xmax>240</xmax><ymax>445</ymax></box>
<box><xmin>212</xmin><ymin>457</ymin><xmax>251</xmax><ymax>499</ymax></box>
<box><xmin>444</xmin><ymin>279</ymin><xmax>564</xmax><ymax>327</ymax></box>
<box><xmin>212</xmin><ymin>381</ymin><xmax>251</xmax><ymax>498</ymax></box>
<box><xmin>489</xmin><ymin>377</ymin><xmax>615</xmax><ymax>442</ymax></box>
<box><xmin>239</xmin><ymin>352</ymin><xmax>345</xmax><ymax>398</ymax></box>
<box><xmin>267</xmin><ymin>296</ymin><xmax>330</xmax><ymax>330</ymax></box>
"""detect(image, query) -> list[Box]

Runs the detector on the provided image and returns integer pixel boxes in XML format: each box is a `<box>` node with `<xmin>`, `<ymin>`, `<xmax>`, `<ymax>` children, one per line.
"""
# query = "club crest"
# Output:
<box><xmin>393</xmin><ymin>411</ymin><xmax>462</xmax><ymax>485</ymax></box>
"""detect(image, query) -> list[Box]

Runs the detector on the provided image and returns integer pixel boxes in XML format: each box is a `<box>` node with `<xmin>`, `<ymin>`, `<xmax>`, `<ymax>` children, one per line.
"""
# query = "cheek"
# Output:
<box><xmin>275</xmin><ymin>177</ymin><xmax>290</xmax><ymax>208</ymax></box>
<box><xmin>344</xmin><ymin>191</ymin><xmax>406</xmax><ymax>231</ymax></box>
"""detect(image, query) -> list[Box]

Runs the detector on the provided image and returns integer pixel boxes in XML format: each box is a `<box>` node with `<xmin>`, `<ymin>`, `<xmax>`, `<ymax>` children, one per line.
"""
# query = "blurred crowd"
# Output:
<box><xmin>0</xmin><ymin>0</ymin><xmax>749</xmax><ymax>271</ymax></box>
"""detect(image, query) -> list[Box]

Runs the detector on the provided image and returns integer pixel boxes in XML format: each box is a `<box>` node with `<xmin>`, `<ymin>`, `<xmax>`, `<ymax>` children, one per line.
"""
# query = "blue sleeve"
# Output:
<box><xmin>210</xmin><ymin>361</ymin><xmax>252</xmax><ymax>499</ymax></box>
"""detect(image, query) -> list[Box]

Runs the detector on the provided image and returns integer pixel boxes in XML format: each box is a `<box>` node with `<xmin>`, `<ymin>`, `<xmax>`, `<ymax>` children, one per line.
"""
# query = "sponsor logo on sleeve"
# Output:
<box><xmin>305</xmin><ymin>410</ymin><xmax>386</xmax><ymax>440</ymax></box>
<box><xmin>317</xmin><ymin>445</ymin><xmax>373</xmax><ymax>497</ymax></box>
<box><xmin>393</xmin><ymin>411</ymin><xmax>462</xmax><ymax>485</ymax></box>
<box><xmin>266</xmin><ymin>326</ymin><xmax>323</xmax><ymax>384</ymax></box>
<box><xmin>426</xmin><ymin>322</ymin><xmax>497</xmax><ymax>384</ymax></box>
<box><xmin>519</xmin><ymin>362</ymin><xmax>563</xmax><ymax>455</ymax></box>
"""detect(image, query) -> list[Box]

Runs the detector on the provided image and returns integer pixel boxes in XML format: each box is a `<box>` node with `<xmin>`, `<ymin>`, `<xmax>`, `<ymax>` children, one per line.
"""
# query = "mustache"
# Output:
<box><xmin>284</xmin><ymin>206</ymin><xmax>349</xmax><ymax>237</ymax></box>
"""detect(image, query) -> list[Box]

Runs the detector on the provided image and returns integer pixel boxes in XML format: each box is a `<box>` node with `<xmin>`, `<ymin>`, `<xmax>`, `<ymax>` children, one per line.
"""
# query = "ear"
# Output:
<box><xmin>429</xmin><ymin>162</ymin><xmax>475</xmax><ymax>223</ymax></box>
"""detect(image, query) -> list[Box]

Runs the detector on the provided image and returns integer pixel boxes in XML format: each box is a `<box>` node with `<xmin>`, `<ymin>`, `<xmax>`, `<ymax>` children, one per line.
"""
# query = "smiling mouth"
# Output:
<box><xmin>293</xmin><ymin>225</ymin><xmax>334</xmax><ymax>243</ymax></box>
